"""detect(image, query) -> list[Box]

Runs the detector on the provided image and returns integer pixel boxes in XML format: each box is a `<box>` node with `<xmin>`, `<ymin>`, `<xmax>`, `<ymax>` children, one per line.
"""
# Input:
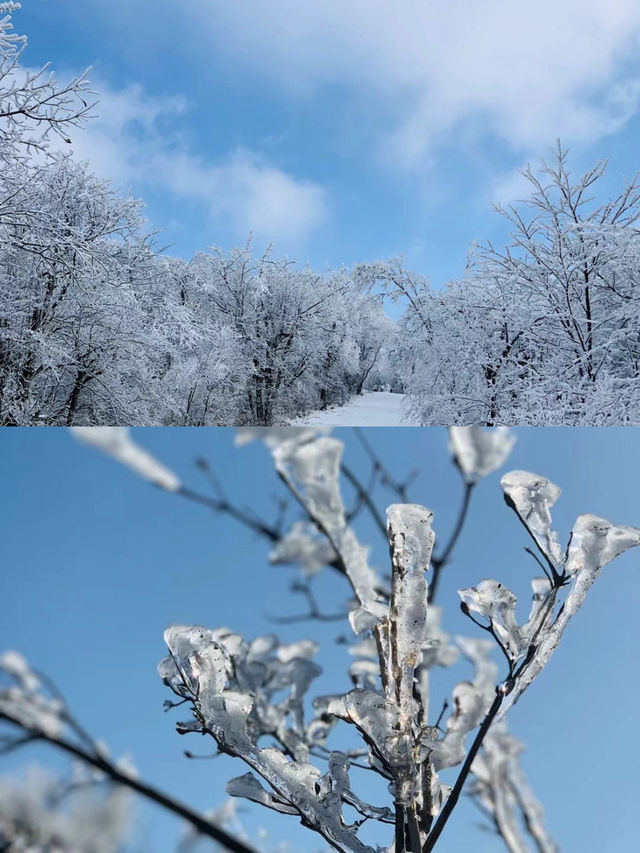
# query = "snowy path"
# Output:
<box><xmin>288</xmin><ymin>391</ymin><xmax>418</xmax><ymax>426</ymax></box>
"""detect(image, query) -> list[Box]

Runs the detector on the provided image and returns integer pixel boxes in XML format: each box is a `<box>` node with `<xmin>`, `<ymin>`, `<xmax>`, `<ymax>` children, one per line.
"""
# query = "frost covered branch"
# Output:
<box><xmin>0</xmin><ymin>3</ymin><xmax>94</xmax><ymax>163</ymax></box>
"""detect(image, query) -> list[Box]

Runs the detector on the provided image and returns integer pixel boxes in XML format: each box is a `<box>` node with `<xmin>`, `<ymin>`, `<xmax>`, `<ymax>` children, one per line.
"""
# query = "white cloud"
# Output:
<box><xmin>162</xmin><ymin>148</ymin><xmax>327</xmax><ymax>245</ymax></box>
<box><xmin>60</xmin><ymin>80</ymin><xmax>327</xmax><ymax>247</ymax></box>
<box><xmin>191</xmin><ymin>0</ymin><xmax>640</xmax><ymax>168</ymax></box>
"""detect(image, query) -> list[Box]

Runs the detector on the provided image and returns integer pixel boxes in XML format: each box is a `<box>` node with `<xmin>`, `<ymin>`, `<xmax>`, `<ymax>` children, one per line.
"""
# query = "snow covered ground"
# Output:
<box><xmin>288</xmin><ymin>391</ymin><xmax>418</xmax><ymax>426</ymax></box>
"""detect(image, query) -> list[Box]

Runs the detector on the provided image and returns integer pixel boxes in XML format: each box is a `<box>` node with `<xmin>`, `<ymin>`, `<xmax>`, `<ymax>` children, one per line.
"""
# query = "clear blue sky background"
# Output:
<box><xmin>1</xmin><ymin>427</ymin><xmax>639</xmax><ymax>852</ymax></box>
<box><xmin>13</xmin><ymin>0</ymin><xmax>640</xmax><ymax>292</ymax></box>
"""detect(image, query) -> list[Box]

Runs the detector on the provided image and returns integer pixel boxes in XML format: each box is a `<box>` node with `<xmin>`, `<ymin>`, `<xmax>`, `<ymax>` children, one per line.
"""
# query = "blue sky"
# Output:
<box><xmin>1</xmin><ymin>427</ymin><xmax>639</xmax><ymax>852</ymax></box>
<box><xmin>14</xmin><ymin>0</ymin><xmax>640</xmax><ymax>287</ymax></box>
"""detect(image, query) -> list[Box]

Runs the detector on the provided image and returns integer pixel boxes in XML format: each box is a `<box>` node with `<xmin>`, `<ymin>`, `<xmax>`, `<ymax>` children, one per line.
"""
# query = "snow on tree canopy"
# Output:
<box><xmin>70</xmin><ymin>427</ymin><xmax>181</xmax><ymax>491</ymax></box>
<box><xmin>449</xmin><ymin>427</ymin><xmax>515</xmax><ymax>482</ymax></box>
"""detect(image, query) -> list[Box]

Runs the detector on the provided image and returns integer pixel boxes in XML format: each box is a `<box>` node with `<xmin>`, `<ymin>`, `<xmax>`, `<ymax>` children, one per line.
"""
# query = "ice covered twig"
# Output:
<box><xmin>0</xmin><ymin>652</ymin><xmax>253</xmax><ymax>853</ymax></box>
<box><xmin>449</xmin><ymin>427</ymin><xmax>516</xmax><ymax>484</ymax></box>
<box><xmin>457</xmin><ymin>473</ymin><xmax>640</xmax><ymax>717</ymax></box>
<box><xmin>500</xmin><ymin>471</ymin><xmax>564</xmax><ymax>578</ymax></box>
<box><xmin>499</xmin><ymin>511</ymin><xmax>640</xmax><ymax>717</ymax></box>
<box><xmin>272</xmin><ymin>436</ymin><xmax>388</xmax><ymax>634</ymax></box>
<box><xmin>159</xmin><ymin>626</ymin><xmax>382</xmax><ymax>853</ymax></box>
<box><xmin>71</xmin><ymin>427</ymin><xmax>181</xmax><ymax>491</ymax></box>
<box><xmin>461</xmin><ymin>638</ymin><xmax>558</xmax><ymax>853</ymax></box>
<box><xmin>0</xmin><ymin>651</ymin><xmax>65</xmax><ymax>740</ymax></box>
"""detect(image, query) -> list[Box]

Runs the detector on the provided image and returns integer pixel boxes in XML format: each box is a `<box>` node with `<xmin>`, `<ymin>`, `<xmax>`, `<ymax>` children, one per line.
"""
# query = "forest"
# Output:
<box><xmin>1</xmin><ymin>3</ymin><xmax>640</xmax><ymax>426</ymax></box>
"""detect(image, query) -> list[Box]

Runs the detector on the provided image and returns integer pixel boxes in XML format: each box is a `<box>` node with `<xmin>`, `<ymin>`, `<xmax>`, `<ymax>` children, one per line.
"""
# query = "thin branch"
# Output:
<box><xmin>177</xmin><ymin>485</ymin><xmax>280</xmax><ymax>542</ymax></box>
<box><xmin>0</xmin><ymin>709</ymin><xmax>257</xmax><ymax>853</ymax></box>
<box><xmin>429</xmin><ymin>481</ymin><xmax>474</xmax><ymax>603</ymax></box>
<box><xmin>424</xmin><ymin>691</ymin><xmax>504</xmax><ymax>852</ymax></box>
<box><xmin>341</xmin><ymin>463</ymin><xmax>387</xmax><ymax>538</ymax></box>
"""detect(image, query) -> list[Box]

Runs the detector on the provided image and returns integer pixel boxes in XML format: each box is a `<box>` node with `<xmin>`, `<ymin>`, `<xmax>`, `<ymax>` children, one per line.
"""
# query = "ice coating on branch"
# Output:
<box><xmin>269</xmin><ymin>521</ymin><xmax>336</xmax><ymax>577</ymax></box>
<box><xmin>226</xmin><ymin>772</ymin><xmax>298</xmax><ymax>814</ymax></box>
<box><xmin>321</xmin><ymin>689</ymin><xmax>401</xmax><ymax>773</ymax></box>
<box><xmin>159</xmin><ymin>625</ymin><xmax>379</xmax><ymax>853</ymax></box>
<box><xmin>500</xmin><ymin>470</ymin><xmax>563</xmax><ymax>569</ymax></box>
<box><xmin>449</xmin><ymin>427</ymin><xmax>515</xmax><ymax>482</ymax></box>
<box><xmin>456</xmin><ymin>636</ymin><xmax>498</xmax><ymax>700</ymax></box>
<box><xmin>498</xmin><ymin>513</ymin><xmax>640</xmax><ymax>718</ymax></box>
<box><xmin>470</xmin><ymin>723</ymin><xmax>531</xmax><ymax>853</ymax></box>
<box><xmin>0</xmin><ymin>651</ymin><xmax>64</xmax><ymax>738</ymax></box>
<box><xmin>431</xmin><ymin>681</ymin><xmax>487</xmax><ymax>770</ymax></box>
<box><xmin>387</xmin><ymin>504</ymin><xmax>433</xmax><ymax>726</ymax></box>
<box><xmin>458</xmin><ymin>580</ymin><xmax>527</xmax><ymax>663</ymax></box>
<box><xmin>470</xmin><ymin>720</ymin><xmax>558</xmax><ymax>853</ymax></box>
<box><xmin>565</xmin><ymin>513</ymin><xmax>640</xmax><ymax>576</ymax></box>
<box><xmin>455</xmin><ymin>636</ymin><xmax>558</xmax><ymax>850</ymax></box>
<box><xmin>273</xmin><ymin>437</ymin><xmax>387</xmax><ymax>635</ymax></box>
<box><xmin>70</xmin><ymin>427</ymin><xmax>180</xmax><ymax>492</ymax></box>
<box><xmin>235</xmin><ymin>427</ymin><xmax>331</xmax><ymax>448</ymax></box>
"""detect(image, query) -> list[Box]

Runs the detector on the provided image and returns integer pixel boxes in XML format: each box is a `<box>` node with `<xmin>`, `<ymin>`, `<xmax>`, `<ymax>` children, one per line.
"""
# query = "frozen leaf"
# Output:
<box><xmin>459</xmin><ymin>580</ymin><xmax>527</xmax><ymax>663</ymax></box>
<box><xmin>449</xmin><ymin>427</ymin><xmax>515</xmax><ymax>482</ymax></box>
<box><xmin>348</xmin><ymin>601</ymin><xmax>389</xmax><ymax>635</ymax></box>
<box><xmin>431</xmin><ymin>681</ymin><xmax>486</xmax><ymax>770</ymax></box>
<box><xmin>269</xmin><ymin>521</ymin><xmax>336</xmax><ymax>577</ymax></box>
<box><xmin>226</xmin><ymin>772</ymin><xmax>298</xmax><ymax>815</ymax></box>
<box><xmin>500</xmin><ymin>471</ymin><xmax>563</xmax><ymax>570</ymax></box>
<box><xmin>274</xmin><ymin>437</ymin><xmax>386</xmax><ymax>632</ymax></box>
<box><xmin>565</xmin><ymin>513</ymin><xmax>640</xmax><ymax>576</ymax></box>
<box><xmin>70</xmin><ymin>427</ymin><xmax>180</xmax><ymax>491</ymax></box>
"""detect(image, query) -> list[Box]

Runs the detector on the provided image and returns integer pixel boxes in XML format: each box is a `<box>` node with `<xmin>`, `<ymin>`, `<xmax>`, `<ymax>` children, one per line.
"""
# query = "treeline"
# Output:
<box><xmin>372</xmin><ymin>146</ymin><xmax>640</xmax><ymax>425</ymax></box>
<box><xmin>0</xmin><ymin>4</ymin><xmax>395</xmax><ymax>426</ymax></box>
<box><xmin>0</xmin><ymin>156</ymin><xmax>394</xmax><ymax>425</ymax></box>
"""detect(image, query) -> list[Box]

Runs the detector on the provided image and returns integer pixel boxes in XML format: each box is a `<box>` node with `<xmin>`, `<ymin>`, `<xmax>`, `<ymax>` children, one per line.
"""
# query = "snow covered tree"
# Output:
<box><xmin>380</xmin><ymin>145</ymin><xmax>640</xmax><ymax>425</ymax></box>
<box><xmin>0</xmin><ymin>154</ymin><xmax>154</xmax><ymax>425</ymax></box>
<box><xmin>0</xmin><ymin>1</ymin><xmax>92</xmax><ymax>165</ymax></box>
